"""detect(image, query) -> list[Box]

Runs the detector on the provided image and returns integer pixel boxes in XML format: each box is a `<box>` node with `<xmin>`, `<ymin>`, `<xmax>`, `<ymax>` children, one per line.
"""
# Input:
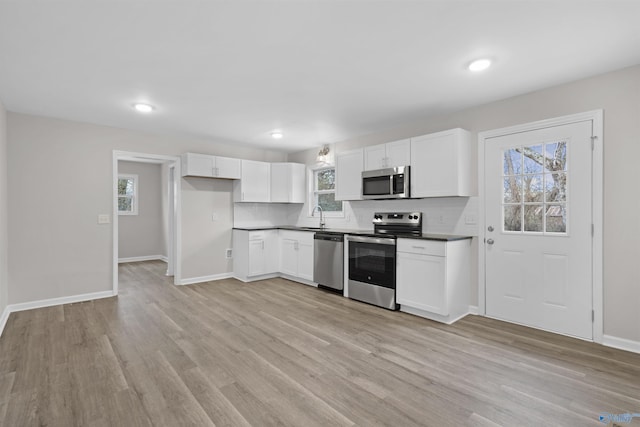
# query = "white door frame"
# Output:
<box><xmin>112</xmin><ymin>151</ymin><xmax>182</xmax><ymax>293</ymax></box>
<box><xmin>165</xmin><ymin>164</ymin><xmax>176</xmax><ymax>277</ymax></box>
<box><xmin>478</xmin><ymin>110</ymin><xmax>603</xmax><ymax>343</ymax></box>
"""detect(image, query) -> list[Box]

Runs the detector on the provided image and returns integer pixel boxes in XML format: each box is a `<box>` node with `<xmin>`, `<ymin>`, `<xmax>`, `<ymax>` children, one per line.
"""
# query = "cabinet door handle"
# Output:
<box><xmin>242</xmin><ymin>192</ymin><xmax>245</xmax><ymax>201</ymax></box>
<box><xmin>412</xmin><ymin>246</ymin><xmax>425</xmax><ymax>250</ymax></box>
<box><xmin>294</xmin><ymin>242</ymin><xmax>299</xmax><ymax>250</ymax></box>
<box><xmin>262</xmin><ymin>241</ymin><xmax>265</xmax><ymax>249</ymax></box>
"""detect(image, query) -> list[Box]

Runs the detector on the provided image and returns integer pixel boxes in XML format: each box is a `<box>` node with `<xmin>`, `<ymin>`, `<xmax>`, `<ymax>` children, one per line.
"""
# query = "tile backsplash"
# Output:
<box><xmin>235</xmin><ymin>196</ymin><xmax>479</xmax><ymax>236</ymax></box>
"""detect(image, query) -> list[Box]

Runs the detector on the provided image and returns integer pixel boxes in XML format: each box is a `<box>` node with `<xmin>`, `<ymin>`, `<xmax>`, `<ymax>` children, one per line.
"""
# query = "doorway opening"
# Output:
<box><xmin>112</xmin><ymin>151</ymin><xmax>181</xmax><ymax>293</ymax></box>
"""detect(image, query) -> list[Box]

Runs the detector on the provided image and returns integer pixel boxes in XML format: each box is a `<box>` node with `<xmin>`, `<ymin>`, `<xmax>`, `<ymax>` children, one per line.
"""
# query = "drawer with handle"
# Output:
<box><xmin>396</xmin><ymin>238</ymin><xmax>445</xmax><ymax>256</ymax></box>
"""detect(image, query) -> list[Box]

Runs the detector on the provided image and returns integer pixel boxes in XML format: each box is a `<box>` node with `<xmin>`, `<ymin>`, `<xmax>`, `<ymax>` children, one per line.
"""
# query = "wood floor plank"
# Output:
<box><xmin>1</xmin><ymin>260</ymin><xmax>639</xmax><ymax>426</ymax></box>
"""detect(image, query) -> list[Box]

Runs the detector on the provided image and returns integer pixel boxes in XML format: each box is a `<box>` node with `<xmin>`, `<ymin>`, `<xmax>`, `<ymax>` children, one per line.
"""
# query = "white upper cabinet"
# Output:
<box><xmin>410</xmin><ymin>128</ymin><xmax>472</xmax><ymax>198</ymax></box>
<box><xmin>182</xmin><ymin>153</ymin><xmax>213</xmax><ymax>177</ymax></box>
<box><xmin>364</xmin><ymin>139</ymin><xmax>411</xmax><ymax>170</ymax></box>
<box><xmin>364</xmin><ymin>144</ymin><xmax>387</xmax><ymax>170</ymax></box>
<box><xmin>234</xmin><ymin>160</ymin><xmax>271</xmax><ymax>202</ymax></box>
<box><xmin>270</xmin><ymin>163</ymin><xmax>306</xmax><ymax>203</ymax></box>
<box><xmin>181</xmin><ymin>153</ymin><xmax>241</xmax><ymax>179</ymax></box>
<box><xmin>215</xmin><ymin>156</ymin><xmax>242</xmax><ymax>179</ymax></box>
<box><xmin>335</xmin><ymin>148</ymin><xmax>364</xmax><ymax>201</ymax></box>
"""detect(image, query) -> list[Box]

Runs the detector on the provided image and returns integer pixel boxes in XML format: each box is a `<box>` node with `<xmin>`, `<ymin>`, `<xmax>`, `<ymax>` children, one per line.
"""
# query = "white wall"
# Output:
<box><xmin>7</xmin><ymin>113</ymin><xmax>286</xmax><ymax>304</ymax></box>
<box><xmin>181</xmin><ymin>177</ymin><xmax>235</xmax><ymax>280</ymax></box>
<box><xmin>117</xmin><ymin>161</ymin><xmax>165</xmax><ymax>260</ymax></box>
<box><xmin>0</xmin><ymin>100</ymin><xmax>8</xmax><ymax>316</ymax></box>
<box><xmin>289</xmin><ymin>64</ymin><xmax>640</xmax><ymax>344</ymax></box>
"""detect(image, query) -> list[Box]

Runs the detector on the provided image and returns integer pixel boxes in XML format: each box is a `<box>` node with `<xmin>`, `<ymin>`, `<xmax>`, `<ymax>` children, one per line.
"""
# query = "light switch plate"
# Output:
<box><xmin>98</xmin><ymin>214</ymin><xmax>110</xmax><ymax>224</ymax></box>
<box><xmin>465</xmin><ymin>214</ymin><xmax>477</xmax><ymax>225</ymax></box>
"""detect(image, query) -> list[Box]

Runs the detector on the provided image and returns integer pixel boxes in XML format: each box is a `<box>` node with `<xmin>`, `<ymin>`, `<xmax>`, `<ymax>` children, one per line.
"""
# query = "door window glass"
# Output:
<box><xmin>502</xmin><ymin>140</ymin><xmax>568</xmax><ymax>234</ymax></box>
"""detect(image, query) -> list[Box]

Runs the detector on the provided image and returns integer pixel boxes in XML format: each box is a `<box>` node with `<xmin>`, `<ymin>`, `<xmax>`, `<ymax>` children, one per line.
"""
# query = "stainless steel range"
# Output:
<box><xmin>347</xmin><ymin>212</ymin><xmax>422</xmax><ymax>310</ymax></box>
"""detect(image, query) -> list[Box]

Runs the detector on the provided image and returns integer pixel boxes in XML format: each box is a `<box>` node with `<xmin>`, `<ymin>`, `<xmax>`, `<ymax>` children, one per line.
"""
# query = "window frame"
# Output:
<box><xmin>117</xmin><ymin>174</ymin><xmax>138</xmax><ymax>216</ymax></box>
<box><xmin>308</xmin><ymin>166</ymin><xmax>344</xmax><ymax>218</ymax></box>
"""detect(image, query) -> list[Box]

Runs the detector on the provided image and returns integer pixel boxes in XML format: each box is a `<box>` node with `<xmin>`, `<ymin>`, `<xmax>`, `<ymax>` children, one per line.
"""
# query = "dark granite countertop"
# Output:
<box><xmin>233</xmin><ymin>226</ymin><xmax>472</xmax><ymax>241</ymax></box>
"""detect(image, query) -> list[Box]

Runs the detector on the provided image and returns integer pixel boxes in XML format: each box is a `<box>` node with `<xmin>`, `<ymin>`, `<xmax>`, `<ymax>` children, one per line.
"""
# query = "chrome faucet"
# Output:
<box><xmin>312</xmin><ymin>205</ymin><xmax>325</xmax><ymax>229</ymax></box>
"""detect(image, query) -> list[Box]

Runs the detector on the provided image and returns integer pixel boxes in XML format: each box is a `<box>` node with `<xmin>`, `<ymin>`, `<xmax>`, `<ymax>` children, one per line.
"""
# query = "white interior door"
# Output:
<box><xmin>485</xmin><ymin>120</ymin><xmax>593</xmax><ymax>339</ymax></box>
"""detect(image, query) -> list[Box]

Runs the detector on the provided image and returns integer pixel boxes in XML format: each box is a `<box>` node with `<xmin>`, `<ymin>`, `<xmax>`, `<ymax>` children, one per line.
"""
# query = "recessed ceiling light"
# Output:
<box><xmin>133</xmin><ymin>103</ymin><xmax>154</xmax><ymax>113</ymax></box>
<box><xmin>468</xmin><ymin>58</ymin><xmax>492</xmax><ymax>72</ymax></box>
<box><xmin>271</xmin><ymin>131</ymin><xmax>283</xmax><ymax>139</ymax></box>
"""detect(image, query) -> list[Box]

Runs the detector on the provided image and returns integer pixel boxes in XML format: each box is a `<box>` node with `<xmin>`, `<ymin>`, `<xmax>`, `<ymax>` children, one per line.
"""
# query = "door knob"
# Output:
<box><xmin>487</xmin><ymin>238</ymin><xmax>495</xmax><ymax>245</ymax></box>
<box><xmin>488</xmin><ymin>226</ymin><xmax>494</xmax><ymax>232</ymax></box>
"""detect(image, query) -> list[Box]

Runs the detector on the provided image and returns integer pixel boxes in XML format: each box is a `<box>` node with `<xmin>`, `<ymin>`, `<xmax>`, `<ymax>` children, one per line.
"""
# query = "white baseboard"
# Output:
<box><xmin>232</xmin><ymin>273</ymin><xmax>279</xmax><ymax>283</ymax></box>
<box><xmin>278</xmin><ymin>274</ymin><xmax>318</xmax><ymax>287</ymax></box>
<box><xmin>180</xmin><ymin>272</ymin><xmax>234</xmax><ymax>286</ymax></box>
<box><xmin>0</xmin><ymin>290</ymin><xmax>116</xmax><ymax>338</ymax></box>
<box><xmin>468</xmin><ymin>305</ymin><xmax>479</xmax><ymax>315</ymax></box>
<box><xmin>0</xmin><ymin>305</ymin><xmax>10</xmax><ymax>338</ymax></box>
<box><xmin>118</xmin><ymin>255</ymin><xmax>167</xmax><ymax>264</ymax></box>
<box><xmin>9</xmin><ymin>290</ymin><xmax>116</xmax><ymax>313</ymax></box>
<box><xmin>400</xmin><ymin>305</ymin><xmax>469</xmax><ymax>325</ymax></box>
<box><xmin>603</xmin><ymin>335</ymin><xmax>640</xmax><ymax>355</ymax></box>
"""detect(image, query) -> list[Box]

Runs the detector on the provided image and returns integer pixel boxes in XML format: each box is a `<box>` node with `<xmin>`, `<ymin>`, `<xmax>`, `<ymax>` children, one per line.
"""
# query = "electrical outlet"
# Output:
<box><xmin>98</xmin><ymin>214</ymin><xmax>110</xmax><ymax>224</ymax></box>
<box><xmin>438</xmin><ymin>213</ymin><xmax>445</xmax><ymax>224</ymax></box>
<box><xmin>225</xmin><ymin>249</ymin><xmax>233</xmax><ymax>259</ymax></box>
<box><xmin>465</xmin><ymin>214</ymin><xmax>477</xmax><ymax>225</ymax></box>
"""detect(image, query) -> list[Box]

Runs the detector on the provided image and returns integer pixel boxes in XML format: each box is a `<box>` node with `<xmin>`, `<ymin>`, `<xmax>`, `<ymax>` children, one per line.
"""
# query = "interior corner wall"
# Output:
<box><xmin>7</xmin><ymin>113</ymin><xmax>286</xmax><ymax>305</ymax></box>
<box><xmin>117</xmin><ymin>161</ymin><xmax>165</xmax><ymax>260</ymax></box>
<box><xmin>0</xmin><ymin>100</ymin><xmax>8</xmax><ymax>316</ymax></box>
<box><xmin>181</xmin><ymin>177</ymin><xmax>234</xmax><ymax>280</ymax></box>
<box><xmin>288</xmin><ymin>64</ymin><xmax>640</xmax><ymax>344</ymax></box>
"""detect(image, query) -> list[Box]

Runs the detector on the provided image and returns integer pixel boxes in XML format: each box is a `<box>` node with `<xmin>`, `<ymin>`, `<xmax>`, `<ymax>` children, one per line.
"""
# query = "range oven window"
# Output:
<box><xmin>348</xmin><ymin>241</ymin><xmax>395</xmax><ymax>288</ymax></box>
<box><xmin>363</xmin><ymin>175</ymin><xmax>390</xmax><ymax>196</ymax></box>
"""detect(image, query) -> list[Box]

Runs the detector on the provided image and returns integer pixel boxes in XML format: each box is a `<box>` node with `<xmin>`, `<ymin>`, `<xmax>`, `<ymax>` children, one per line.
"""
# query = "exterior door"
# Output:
<box><xmin>485</xmin><ymin>120</ymin><xmax>593</xmax><ymax>339</ymax></box>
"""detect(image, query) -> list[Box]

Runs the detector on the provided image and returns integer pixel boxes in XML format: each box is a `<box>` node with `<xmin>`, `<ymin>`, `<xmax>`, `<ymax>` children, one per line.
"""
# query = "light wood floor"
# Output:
<box><xmin>1</xmin><ymin>261</ymin><xmax>639</xmax><ymax>426</ymax></box>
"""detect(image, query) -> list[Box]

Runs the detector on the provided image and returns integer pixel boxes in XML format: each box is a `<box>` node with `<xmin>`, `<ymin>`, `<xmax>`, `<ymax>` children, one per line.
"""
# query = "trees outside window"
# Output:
<box><xmin>311</xmin><ymin>167</ymin><xmax>343</xmax><ymax>215</ymax></box>
<box><xmin>118</xmin><ymin>174</ymin><xmax>138</xmax><ymax>215</ymax></box>
<box><xmin>503</xmin><ymin>141</ymin><xmax>567</xmax><ymax>233</ymax></box>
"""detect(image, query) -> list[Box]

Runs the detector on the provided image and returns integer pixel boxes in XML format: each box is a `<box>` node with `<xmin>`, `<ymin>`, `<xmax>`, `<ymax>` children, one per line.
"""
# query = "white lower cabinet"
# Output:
<box><xmin>233</xmin><ymin>230</ymin><xmax>279</xmax><ymax>282</ymax></box>
<box><xmin>279</xmin><ymin>230</ymin><xmax>314</xmax><ymax>282</ymax></box>
<box><xmin>233</xmin><ymin>229</ymin><xmax>314</xmax><ymax>284</ymax></box>
<box><xmin>396</xmin><ymin>238</ymin><xmax>471</xmax><ymax>324</ymax></box>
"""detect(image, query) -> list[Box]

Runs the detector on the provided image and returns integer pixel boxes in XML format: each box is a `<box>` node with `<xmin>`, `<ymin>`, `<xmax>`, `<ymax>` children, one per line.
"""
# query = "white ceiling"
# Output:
<box><xmin>1</xmin><ymin>1</ymin><xmax>639</xmax><ymax>153</ymax></box>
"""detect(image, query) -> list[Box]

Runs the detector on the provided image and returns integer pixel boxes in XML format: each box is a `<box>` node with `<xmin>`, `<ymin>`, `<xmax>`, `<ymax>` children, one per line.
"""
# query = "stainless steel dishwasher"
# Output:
<box><xmin>313</xmin><ymin>232</ymin><xmax>344</xmax><ymax>292</ymax></box>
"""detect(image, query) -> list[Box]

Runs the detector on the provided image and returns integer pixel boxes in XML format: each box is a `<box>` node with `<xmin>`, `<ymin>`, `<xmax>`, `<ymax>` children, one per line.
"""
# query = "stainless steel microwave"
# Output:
<box><xmin>361</xmin><ymin>166</ymin><xmax>410</xmax><ymax>199</ymax></box>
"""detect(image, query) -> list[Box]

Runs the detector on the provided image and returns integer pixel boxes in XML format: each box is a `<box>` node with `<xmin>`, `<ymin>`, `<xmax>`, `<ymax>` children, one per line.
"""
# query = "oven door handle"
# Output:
<box><xmin>347</xmin><ymin>235</ymin><xmax>396</xmax><ymax>246</ymax></box>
